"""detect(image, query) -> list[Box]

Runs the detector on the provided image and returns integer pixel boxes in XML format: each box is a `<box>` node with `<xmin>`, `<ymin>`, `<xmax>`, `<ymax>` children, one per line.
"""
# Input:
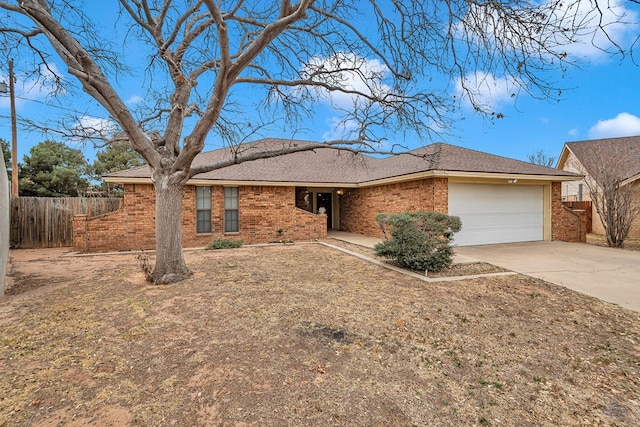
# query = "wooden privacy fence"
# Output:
<box><xmin>9</xmin><ymin>197</ymin><xmax>123</xmax><ymax>248</ymax></box>
<box><xmin>562</xmin><ymin>201</ymin><xmax>593</xmax><ymax>233</ymax></box>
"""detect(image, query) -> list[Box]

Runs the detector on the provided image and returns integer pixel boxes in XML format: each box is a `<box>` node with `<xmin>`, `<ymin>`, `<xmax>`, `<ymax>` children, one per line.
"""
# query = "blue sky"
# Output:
<box><xmin>447</xmin><ymin>58</ymin><xmax>640</xmax><ymax>161</ymax></box>
<box><xmin>1</xmin><ymin>1</ymin><xmax>639</xmax><ymax>167</ymax></box>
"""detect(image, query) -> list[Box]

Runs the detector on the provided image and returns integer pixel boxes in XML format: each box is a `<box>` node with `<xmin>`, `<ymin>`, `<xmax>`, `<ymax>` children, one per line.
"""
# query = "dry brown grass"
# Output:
<box><xmin>1</xmin><ymin>244</ymin><xmax>640</xmax><ymax>426</ymax></box>
<box><xmin>325</xmin><ymin>239</ymin><xmax>508</xmax><ymax>278</ymax></box>
<box><xmin>586</xmin><ymin>233</ymin><xmax>640</xmax><ymax>251</ymax></box>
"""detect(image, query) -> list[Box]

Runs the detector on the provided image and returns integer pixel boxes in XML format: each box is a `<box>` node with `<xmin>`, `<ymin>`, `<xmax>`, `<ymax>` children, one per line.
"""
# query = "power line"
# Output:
<box><xmin>11</xmin><ymin>94</ymin><xmax>109</xmax><ymax>120</ymax></box>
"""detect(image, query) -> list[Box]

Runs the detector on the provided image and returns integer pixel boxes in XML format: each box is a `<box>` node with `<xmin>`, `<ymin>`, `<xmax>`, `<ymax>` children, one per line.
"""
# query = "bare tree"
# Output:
<box><xmin>527</xmin><ymin>149</ymin><xmax>556</xmax><ymax>168</ymax></box>
<box><xmin>574</xmin><ymin>144</ymin><xmax>640</xmax><ymax>248</ymax></box>
<box><xmin>0</xmin><ymin>1</ymin><xmax>631</xmax><ymax>283</ymax></box>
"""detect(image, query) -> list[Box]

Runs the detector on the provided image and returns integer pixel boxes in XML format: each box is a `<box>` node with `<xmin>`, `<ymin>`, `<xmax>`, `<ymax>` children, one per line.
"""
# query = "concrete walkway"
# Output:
<box><xmin>328</xmin><ymin>232</ymin><xmax>640</xmax><ymax>312</ymax></box>
<box><xmin>327</xmin><ymin>231</ymin><xmax>381</xmax><ymax>248</ymax></box>
<box><xmin>456</xmin><ymin>241</ymin><xmax>640</xmax><ymax>312</ymax></box>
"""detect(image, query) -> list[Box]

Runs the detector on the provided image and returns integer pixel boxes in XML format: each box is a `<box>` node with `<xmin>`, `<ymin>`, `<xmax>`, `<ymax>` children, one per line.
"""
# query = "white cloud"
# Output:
<box><xmin>126</xmin><ymin>95</ymin><xmax>143</xmax><ymax>105</ymax></box>
<box><xmin>321</xmin><ymin>116</ymin><xmax>360</xmax><ymax>142</ymax></box>
<box><xmin>568</xmin><ymin>128</ymin><xmax>579</xmax><ymax>137</ymax></box>
<box><xmin>73</xmin><ymin>115</ymin><xmax>119</xmax><ymax>141</ymax></box>
<box><xmin>456</xmin><ymin>0</ymin><xmax>637</xmax><ymax>63</ymax></box>
<box><xmin>552</xmin><ymin>0</ymin><xmax>639</xmax><ymax>60</ymax></box>
<box><xmin>0</xmin><ymin>62</ymin><xmax>63</xmax><ymax>110</ymax></box>
<box><xmin>589</xmin><ymin>112</ymin><xmax>640</xmax><ymax>138</ymax></box>
<box><xmin>454</xmin><ymin>71</ymin><xmax>514</xmax><ymax>111</ymax></box>
<box><xmin>301</xmin><ymin>52</ymin><xmax>393</xmax><ymax>109</ymax></box>
<box><xmin>25</xmin><ymin>63</ymin><xmax>65</xmax><ymax>98</ymax></box>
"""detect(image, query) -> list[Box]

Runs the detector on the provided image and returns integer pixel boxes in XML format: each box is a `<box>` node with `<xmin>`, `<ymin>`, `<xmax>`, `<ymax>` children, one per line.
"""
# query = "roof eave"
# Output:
<box><xmin>359</xmin><ymin>170</ymin><xmax>582</xmax><ymax>186</ymax></box>
<box><xmin>556</xmin><ymin>144</ymin><xmax>573</xmax><ymax>169</ymax></box>
<box><xmin>620</xmin><ymin>172</ymin><xmax>640</xmax><ymax>187</ymax></box>
<box><xmin>104</xmin><ymin>176</ymin><xmax>361</xmax><ymax>187</ymax></box>
<box><xmin>104</xmin><ymin>169</ymin><xmax>582</xmax><ymax>187</ymax></box>
<box><xmin>104</xmin><ymin>176</ymin><xmax>152</xmax><ymax>184</ymax></box>
<box><xmin>187</xmin><ymin>178</ymin><xmax>360</xmax><ymax>187</ymax></box>
<box><xmin>442</xmin><ymin>170</ymin><xmax>582</xmax><ymax>181</ymax></box>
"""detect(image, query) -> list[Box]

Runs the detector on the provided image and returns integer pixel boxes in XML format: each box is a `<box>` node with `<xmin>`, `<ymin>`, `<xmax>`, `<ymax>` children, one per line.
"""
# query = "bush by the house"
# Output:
<box><xmin>206</xmin><ymin>239</ymin><xmax>243</xmax><ymax>250</ymax></box>
<box><xmin>374</xmin><ymin>211</ymin><xmax>462</xmax><ymax>272</ymax></box>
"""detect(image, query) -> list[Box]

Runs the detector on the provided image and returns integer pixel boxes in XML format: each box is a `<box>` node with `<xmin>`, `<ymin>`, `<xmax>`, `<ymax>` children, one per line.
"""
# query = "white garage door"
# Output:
<box><xmin>448</xmin><ymin>183</ymin><xmax>544</xmax><ymax>246</ymax></box>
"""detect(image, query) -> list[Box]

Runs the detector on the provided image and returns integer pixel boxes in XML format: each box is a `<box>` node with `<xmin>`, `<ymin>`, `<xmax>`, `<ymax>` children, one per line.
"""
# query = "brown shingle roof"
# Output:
<box><xmin>107</xmin><ymin>138</ymin><xmax>578</xmax><ymax>183</ymax></box>
<box><xmin>565</xmin><ymin>135</ymin><xmax>640</xmax><ymax>181</ymax></box>
<box><xmin>108</xmin><ymin>138</ymin><xmax>379</xmax><ymax>183</ymax></box>
<box><xmin>366</xmin><ymin>143</ymin><xmax>575</xmax><ymax>182</ymax></box>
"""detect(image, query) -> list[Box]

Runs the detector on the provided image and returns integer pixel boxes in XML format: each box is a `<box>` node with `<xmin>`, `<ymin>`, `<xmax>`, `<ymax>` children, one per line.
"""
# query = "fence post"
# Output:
<box><xmin>0</xmin><ymin>151</ymin><xmax>8</xmax><ymax>294</ymax></box>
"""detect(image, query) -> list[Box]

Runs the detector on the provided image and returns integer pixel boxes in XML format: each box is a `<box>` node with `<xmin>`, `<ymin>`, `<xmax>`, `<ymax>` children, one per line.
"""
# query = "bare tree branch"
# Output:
<box><xmin>573</xmin><ymin>144</ymin><xmax>640</xmax><ymax>247</ymax></box>
<box><xmin>527</xmin><ymin>149</ymin><xmax>556</xmax><ymax>168</ymax></box>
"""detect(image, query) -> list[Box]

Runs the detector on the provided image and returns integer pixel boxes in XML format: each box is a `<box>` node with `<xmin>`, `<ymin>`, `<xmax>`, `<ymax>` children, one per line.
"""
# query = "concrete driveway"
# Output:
<box><xmin>456</xmin><ymin>241</ymin><xmax>640</xmax><ymax>312</ymax></box>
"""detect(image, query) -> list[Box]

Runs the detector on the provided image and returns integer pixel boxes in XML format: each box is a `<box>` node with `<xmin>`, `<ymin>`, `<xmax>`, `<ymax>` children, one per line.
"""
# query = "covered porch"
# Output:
<box><xmin>295</xmin><ymin>187</ymin><xmax>348</xmax><ymax>230</ymax></box>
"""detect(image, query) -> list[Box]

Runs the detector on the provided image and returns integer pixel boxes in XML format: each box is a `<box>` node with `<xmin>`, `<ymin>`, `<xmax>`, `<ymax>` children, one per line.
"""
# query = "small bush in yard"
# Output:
<box><xmin>135</xmin><ymin>251</ymin><xmax>153</xmax><ymax>282</ymax></box>
<box><xmin>374</xmin><ymin>211</ymin><xmax>462</xmax><ymax>272</ymax></box>
<box><xmin>206</xmin><ymin>239</ymin><xmax>243</xmax><ymax>250</ymax></box>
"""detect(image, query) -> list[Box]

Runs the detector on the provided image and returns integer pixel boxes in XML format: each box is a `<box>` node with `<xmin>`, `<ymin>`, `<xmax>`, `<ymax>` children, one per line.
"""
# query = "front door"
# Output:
<box><xmin>316</xmin><ymin>192</ymin><xmax>333</xmax><ymax>229</ymax></box>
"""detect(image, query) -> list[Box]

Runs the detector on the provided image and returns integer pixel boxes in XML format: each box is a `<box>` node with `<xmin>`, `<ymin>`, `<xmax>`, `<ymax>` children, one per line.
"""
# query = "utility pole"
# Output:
<box><xmin>8</xmin><ymin>60</ymin><xmax>17</xmax><ymax>197</ymax></box>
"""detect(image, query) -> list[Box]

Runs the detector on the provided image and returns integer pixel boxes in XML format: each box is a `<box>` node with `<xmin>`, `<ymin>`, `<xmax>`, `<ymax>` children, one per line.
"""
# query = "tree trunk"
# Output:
<box><xmin>151</xmin><ymin>175</ymin><xmax>192</xmax><ymax>284</ymax></box>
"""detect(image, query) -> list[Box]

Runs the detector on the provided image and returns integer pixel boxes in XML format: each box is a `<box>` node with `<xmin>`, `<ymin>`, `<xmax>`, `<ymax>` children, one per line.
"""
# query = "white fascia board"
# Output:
<box><xmin>620</xmin><ymin>173</ymin><xmax>640</xmax><ymax>187</ymax></box>
<box><xmin>104</xmin><ymin>176</ymin><xmax>359</xmax><ymax>188</ymax></box>
<box><xmin>187</xmin><ymin>179</ymin><xmax>359</xmax><ymax>188</ymax></box>
<box><xmin>104</xmin><ymin>170</ymin><xmax>582</xmax><ymax>187</ymax></box>
<box><xmin>359</xmin><ymin>170</ymin><xmax>582</xmax><ymax>187</ymax></box>
<box><xmin>442</xmin><ymin>171</ymin><xmax>583</xmax><ymax>182</ymax></box>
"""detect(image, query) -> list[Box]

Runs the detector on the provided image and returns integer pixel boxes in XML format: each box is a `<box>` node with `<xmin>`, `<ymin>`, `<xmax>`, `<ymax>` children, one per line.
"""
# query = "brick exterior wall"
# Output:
<box><xmin>219</xmin><ymin>185</ymin><xmax>327</xmax><ymax>244</ymax></box>
<box><xmin>73</xmin><ymin>183</ymin><xmax>326</xmax><ymax>252</ymax></box>
<box><xmin>73</xmin><ymin>178</ymin><xmax>583</xmax><ymax>252</ymax></box>
<box><xmin>72</xmin><ymin>184</ymin><xmax>157</xmax><ymax>252</ymax></box>
<box><xmin>555</xmin><ymin>206</ymin><xmax>587</xmax><ymax>242</ymax></box>
<box><xmin>341</xmin><ymin>179</ymin><xmax>585</xmax><ymax>243</ymax></box>
<box><xmin>339</xmin><ymin>178</ymin><xmax>448</xmax><ymax>238</ymax></box>
<box><xmin>551</xmin><ymin>181</ymin><xmax>587</xmax><ymax>242</ymax></box>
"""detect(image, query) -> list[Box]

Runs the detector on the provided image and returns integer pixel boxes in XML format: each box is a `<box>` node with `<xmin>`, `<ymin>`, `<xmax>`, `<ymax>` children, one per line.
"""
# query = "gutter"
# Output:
<box><xmin>104</xmin><ymin>169</ymin><xmax>582</xmax><ymax>188</ymax></box>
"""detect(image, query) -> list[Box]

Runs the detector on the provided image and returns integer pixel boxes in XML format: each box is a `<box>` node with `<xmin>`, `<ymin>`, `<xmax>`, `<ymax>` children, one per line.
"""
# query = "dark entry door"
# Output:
<box><xmin>316</xmin><ymin>192</ymin><xmax>332</xmax><ymax>229</ymax></box>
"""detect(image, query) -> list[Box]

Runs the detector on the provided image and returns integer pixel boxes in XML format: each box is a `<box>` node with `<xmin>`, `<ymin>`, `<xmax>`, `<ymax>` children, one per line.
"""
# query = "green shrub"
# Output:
<box><xmin>206</xmin><ymin>239</ymin><xmax>243</xmax><ymax>250</ymax></box>
<box><xmin>374</xmin><ymin>211</ymin><xmax>462</xmax><ymax>272</ymax></box>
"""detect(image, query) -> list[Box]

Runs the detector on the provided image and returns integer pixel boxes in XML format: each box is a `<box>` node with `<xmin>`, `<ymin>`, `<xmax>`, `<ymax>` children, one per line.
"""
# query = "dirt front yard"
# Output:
<box><xmin>1</xmin><ymin>243</ymin><xmax>640</xmax><ymax>426</ymax></box>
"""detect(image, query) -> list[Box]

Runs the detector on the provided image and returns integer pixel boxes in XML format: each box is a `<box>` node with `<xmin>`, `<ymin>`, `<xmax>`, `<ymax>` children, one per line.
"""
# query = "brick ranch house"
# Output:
<box><xmin>73</xmin><ymin>138</ymin><xmax>586</xmax><ymax>252</ymax></box>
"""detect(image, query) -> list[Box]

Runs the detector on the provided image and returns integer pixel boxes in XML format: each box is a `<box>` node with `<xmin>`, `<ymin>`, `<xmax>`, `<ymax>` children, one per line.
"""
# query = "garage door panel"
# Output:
<box><xmin>448</xmin><ymin>183</ymin><xmax>543</xmax><ymax>246</ymax></box>
<box><xmin>453</xmin><ymin>227</ymin><xmax>541</xmax><ymax>246</ymax></box>
<box><xmin>461</xmin><ymin>212</ymin><xmax>540</xmax><ymax>227</ymax></box>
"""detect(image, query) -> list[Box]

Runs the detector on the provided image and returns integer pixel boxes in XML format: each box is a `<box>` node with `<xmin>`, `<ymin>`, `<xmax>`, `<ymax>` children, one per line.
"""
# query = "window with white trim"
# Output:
<box><xmin>196</xmin><ymin>186</ymin><xmax>212</xmax><ymax>233</ymax></box>
<box><xmin>224</xmin><ymin>187</ymin><xmax>239</xmax><ymax>232</ymax></box>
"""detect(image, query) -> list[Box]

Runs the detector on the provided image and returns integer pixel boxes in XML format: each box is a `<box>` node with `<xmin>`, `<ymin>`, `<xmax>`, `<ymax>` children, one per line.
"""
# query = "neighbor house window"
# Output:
<box><xmin>224</xmin><ymin>187</ymin><xmax>239</xmax><ymax>232</ymax></box>
<box><xmin>196</xmin><ymin>186</ymin><xmax>212</xmax><ymax>233</ymax></box>
<box><xmin>578</xmin><ymin>183</ymin><xmax>583</xmax><ymax>202</ymax></box>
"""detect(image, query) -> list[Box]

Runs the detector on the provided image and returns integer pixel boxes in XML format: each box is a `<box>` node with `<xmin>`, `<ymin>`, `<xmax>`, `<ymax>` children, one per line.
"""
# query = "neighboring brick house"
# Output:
<box><xmin>557</xmin><ymin>135</ymin><xmax>640</xmax><ymax>238</ymax></box>
<box><xmin>73</xmin><ymin>138</ymin><xmax>584</xmax><ymax>252</ymax></box>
